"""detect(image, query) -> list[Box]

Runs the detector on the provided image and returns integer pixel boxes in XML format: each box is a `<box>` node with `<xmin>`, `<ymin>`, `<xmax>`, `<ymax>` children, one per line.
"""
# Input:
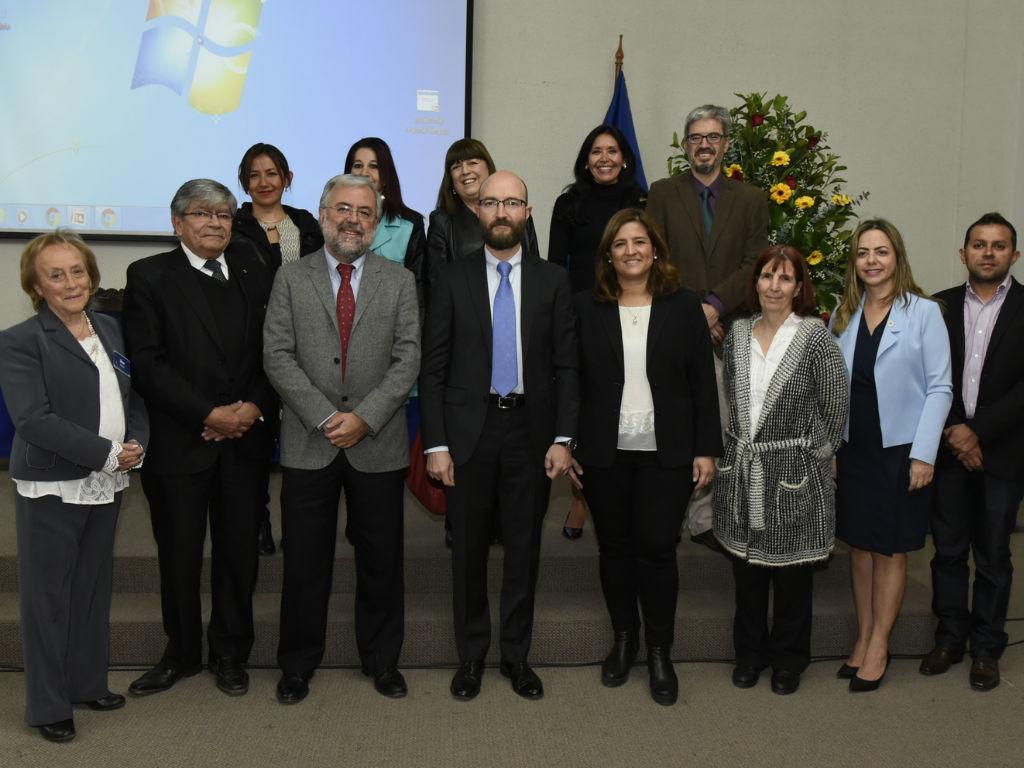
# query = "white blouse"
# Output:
<box><xmin>617</xmin><ymin>304</ymin><xmax>657</xmax><ymax>451</ymax></box>
<box><xmin>15</xmin><ymin>332</ymin><xmax>129</xmax><ymax>505</ymax></box>
<box><xmin>748</xmin><ymin>312</ymin><xmax>802</xmax><ymax>431</ymax></box>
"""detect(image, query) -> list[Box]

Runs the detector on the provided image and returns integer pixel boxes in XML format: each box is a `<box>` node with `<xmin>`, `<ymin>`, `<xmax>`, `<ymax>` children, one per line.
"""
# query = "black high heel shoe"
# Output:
<box><xmin>836</xmin><ymin>662</ymin><xmax>859</xmax><ymax>679</ymax></box>
<box><xmin>849</xmin><ymin>654</ymin><xmax>890</xmax><ymax>692</ymax></box>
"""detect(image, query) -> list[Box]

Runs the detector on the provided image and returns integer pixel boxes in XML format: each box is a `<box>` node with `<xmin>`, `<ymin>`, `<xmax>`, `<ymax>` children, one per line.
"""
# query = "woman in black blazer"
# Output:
<box><xmin>0</xmin><ymin>230</ymin><xmax>148</xmax><ymax>742</ymax></box>
<box><xmin>573</xmin><ymin>209</ymin><xmax>722</xmax><ymax>705</ymax></box>
<box><xmin>232</xmin><ymin>142</ymin><xmax>323</xmax><ymax>553</ymax></box>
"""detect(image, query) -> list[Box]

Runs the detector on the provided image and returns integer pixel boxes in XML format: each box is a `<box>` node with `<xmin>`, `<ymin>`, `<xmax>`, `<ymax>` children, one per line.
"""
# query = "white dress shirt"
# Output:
<box><xmin>324</xmin><ymin>248</ymin><xmax>366</xmax><ymax>300</ymax></box>
<box><xmin>749</xmin><ymin>313</ymin><xmax>802</xmax><ymax>430</ymax></box>
<box><xmin>617</xmin><ymin>305</ymin><xmax>657</xmax><ymax>451</ymax></box>
<box><xmin>183</xmin><ymin>244</ymin><xmax>229</xmax><ymax>279</ymax></box>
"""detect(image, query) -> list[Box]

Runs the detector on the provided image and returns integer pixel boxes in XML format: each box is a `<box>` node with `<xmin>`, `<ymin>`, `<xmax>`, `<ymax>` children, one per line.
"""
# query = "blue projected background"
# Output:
<box><xmin>0</xmin><ymin>1</ymin><xmax>470</xmax><ymax>236</ymax></box>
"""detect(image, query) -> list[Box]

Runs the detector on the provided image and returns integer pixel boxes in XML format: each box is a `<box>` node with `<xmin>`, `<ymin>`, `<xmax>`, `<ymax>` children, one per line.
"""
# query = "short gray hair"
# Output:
<box><xmin>170</xmin><ymin>179</ymin><xmax>237</xmax><ymax>218</ymax></box>
<box><xmin>318</xmin><ymin>174</ymin><xmax>384</xmax><ymax>219</ymax></box>
<box><xmin>683</xmin><ymin>104</ymin><xmax>732</xmax><ymax>137</ymax></box>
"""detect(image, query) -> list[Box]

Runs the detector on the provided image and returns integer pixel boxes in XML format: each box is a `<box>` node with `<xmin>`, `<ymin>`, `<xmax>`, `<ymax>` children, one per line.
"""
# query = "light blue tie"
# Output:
<box><xmin>491</xmin><ymin>260</ymin><xmax>518</xmax><ymax>397</ymax></box>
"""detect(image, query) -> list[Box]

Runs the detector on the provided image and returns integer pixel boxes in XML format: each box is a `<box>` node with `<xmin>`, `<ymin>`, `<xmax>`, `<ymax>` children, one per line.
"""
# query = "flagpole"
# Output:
<box><xmin>614</xmin><ymin>35</ymin><xmax>623</xmax><ymax>81</ymax></box>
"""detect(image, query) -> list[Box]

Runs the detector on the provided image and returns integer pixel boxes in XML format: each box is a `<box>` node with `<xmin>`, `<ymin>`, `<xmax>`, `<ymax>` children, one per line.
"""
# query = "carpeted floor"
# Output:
<box><xmin>1</xmin><ymin>652</ymin><xmax>1023</xmax><ymax>768</ymax></box>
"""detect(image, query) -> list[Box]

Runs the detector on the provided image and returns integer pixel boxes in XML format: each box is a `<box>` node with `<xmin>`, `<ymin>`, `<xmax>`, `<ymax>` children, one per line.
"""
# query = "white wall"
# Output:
<box><xmin>3</xmin><ymin>0</ymin><xmax>1022</xmax><ymax>329</ymax></box>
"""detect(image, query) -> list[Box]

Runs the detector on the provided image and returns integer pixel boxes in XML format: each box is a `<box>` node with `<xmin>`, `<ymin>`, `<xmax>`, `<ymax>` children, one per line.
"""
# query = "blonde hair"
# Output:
<box><xmin>831</xmin><ymin>218</ymin><xmax>929</xmax><ymax>335</ymax></box>
<box><xmin>20</xmin><ymin>229</ymin><xmax>100</xmax><ymax>312</ymax></box>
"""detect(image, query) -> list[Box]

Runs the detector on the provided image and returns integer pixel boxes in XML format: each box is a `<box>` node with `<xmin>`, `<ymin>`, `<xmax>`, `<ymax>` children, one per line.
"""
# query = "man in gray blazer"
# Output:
<box><xmin>263</xmin><ymin>174</ymin><xmax>420</xmax><ymax>704</ymax></box>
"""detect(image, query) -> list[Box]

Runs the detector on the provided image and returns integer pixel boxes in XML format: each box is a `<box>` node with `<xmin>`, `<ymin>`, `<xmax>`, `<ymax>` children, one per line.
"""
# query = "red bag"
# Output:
<box><xmin>405</xmin><ymin>430</ymin><xmax>447</xmax><ymax>515</ymax></box>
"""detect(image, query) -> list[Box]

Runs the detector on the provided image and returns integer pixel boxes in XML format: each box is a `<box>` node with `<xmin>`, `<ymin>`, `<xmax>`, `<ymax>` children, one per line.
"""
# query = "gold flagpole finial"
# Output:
<box><xmin>614</xmin><ymin>35</ymin><xmax>624</xmax><ymax>81</ymax></box>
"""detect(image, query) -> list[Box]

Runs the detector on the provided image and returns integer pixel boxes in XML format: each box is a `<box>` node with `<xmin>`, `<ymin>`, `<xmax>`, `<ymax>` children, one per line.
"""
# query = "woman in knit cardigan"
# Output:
<box><xmin>713</xmin><ymin>245</ymin><xmax>848</xmax><ymax>696</ymax></box>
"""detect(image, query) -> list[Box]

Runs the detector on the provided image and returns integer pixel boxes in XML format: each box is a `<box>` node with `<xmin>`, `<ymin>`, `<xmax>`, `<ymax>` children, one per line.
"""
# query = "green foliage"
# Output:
<box><xmin>668</xmin><ymin>92</ymin><xmax>868</xmax><ymax>313</ymax></box>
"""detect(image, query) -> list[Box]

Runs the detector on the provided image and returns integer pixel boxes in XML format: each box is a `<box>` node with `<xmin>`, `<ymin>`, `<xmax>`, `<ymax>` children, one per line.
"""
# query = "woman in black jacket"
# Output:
<box><xmin>232</xmin><ymin>142</ymin><xmax>323</xmax><ymax>553</ymax></box>
<box><xmin>573</xmin><ymin>209</ymin><xmax>721</xmax><ymax>705</ymax></box>
<box><xmin>550</xmin><ymin>125</ymin><xmax>646</xmax><ymax>539</ymax></box>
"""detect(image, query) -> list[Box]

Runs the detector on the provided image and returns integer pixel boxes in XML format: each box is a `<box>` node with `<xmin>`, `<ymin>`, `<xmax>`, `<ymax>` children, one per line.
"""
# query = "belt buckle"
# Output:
<box><xmin>496</xmin><ymin>395</ymin><xmax>516</xmax><ymax>409</ymax></box>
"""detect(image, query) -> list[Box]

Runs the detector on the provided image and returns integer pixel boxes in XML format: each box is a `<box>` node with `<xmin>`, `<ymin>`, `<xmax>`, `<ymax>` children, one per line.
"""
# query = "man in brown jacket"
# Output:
<box><xmin>647</xmin><ymin>104</ymin><xmax>769</xmax><ymax>549</ymax></box>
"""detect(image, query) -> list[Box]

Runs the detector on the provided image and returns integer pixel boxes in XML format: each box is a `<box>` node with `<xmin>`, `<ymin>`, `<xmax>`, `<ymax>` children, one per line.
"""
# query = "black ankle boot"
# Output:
<box><xmin>646</xmin><ymin>646</ymin><xmax>678</xmax><ymax>705</ymax></box>
<box><xmin>601</xmin><ymin>630</ymin><xmax>639</xmax><ymax>687</ymax></box>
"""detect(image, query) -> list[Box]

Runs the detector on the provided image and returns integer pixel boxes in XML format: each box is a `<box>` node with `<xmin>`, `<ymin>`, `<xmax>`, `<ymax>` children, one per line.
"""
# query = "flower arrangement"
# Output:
<box><xmin>668</xmin><ymin>93</ymin><xmax>868</xmax><ymax>313</ymax></box>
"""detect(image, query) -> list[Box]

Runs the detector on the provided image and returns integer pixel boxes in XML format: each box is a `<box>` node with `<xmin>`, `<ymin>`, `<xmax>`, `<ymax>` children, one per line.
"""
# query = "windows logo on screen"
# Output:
<box><xmin>131</xmin><ymin>0</ymin><xmax>263</xmax><ymax>115</ymax></box>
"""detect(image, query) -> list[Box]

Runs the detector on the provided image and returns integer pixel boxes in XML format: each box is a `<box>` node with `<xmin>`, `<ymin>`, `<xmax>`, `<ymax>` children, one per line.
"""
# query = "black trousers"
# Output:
<box><xmin>582</xmin><ymin>451</ymin><xmax>693</xmax><ymax>648</ymax></box>
<box><xmin>730</xmin><ymin>558</ymin><xmax>814</xmax><ymax>673</ymax></box>
<box><xmin>15</xmin><ymin>492</ymin><xmax>120</xmax><ymax>726</ymax></box>
<box><xmin>277</xmin><ymin>450</ymin><xmax>405</xmax><ymax>675</ymax></box>
<box><xmin>141</xmin><ymin>448</ymin><xmax>264</xmax><ymax>668</ymax></box>
<box><xmin>446</xmin><ymin>404</ymin><xmax>550</xmax><ymax>663</ymax></box>
<box><xmin>930</xmin><ymin>463</ymin><xmax>1024</xmax><ymax>659</ymax></box>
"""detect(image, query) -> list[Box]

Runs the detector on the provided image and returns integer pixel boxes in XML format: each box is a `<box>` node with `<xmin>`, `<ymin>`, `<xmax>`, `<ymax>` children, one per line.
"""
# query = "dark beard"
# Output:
<box><xmin>483</xmin><ymin>218</ymin><xmax>525</xmax><ymax>250</ymax></box>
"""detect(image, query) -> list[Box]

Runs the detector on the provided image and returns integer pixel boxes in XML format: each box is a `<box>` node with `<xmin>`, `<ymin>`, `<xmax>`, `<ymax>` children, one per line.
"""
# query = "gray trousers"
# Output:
<box><xmin>15</xmin><ymin>491</ymin><xmax>120</xmax><ymax>726</ymax></box>
<box><xmin>685</xmin><ymin>354</ymin><xmax>728</xmax><ymax>536</ymax></box>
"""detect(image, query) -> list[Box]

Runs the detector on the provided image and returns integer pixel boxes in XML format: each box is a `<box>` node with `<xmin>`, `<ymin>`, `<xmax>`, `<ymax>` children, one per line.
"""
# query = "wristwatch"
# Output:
<box><xmin>555</xmin><ymin>438</ymin><xmax>578</xmax><ymax>454</ymax></box>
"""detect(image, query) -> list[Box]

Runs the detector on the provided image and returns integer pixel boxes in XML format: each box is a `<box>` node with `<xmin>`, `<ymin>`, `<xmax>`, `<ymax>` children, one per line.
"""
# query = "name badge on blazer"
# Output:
<box><xmin>113</xmin><ymin>351</ymin><xmax>132</xmax><ymax>377</ymax></box>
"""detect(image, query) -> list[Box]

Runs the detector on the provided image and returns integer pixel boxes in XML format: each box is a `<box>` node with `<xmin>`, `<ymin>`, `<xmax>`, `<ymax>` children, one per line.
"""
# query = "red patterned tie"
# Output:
<box><xmin>336</xmin><ymin>263</ymin><xmax>355</xmax><ymax>379</ymax></box>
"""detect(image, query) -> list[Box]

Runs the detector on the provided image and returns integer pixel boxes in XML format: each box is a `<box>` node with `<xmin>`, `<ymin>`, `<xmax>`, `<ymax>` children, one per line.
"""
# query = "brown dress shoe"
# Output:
<box><xmin>919</xmin><ymin>645</ymin><xmax>964</xmax><ymax>676</ymax></box>
<box><xmin>970</xmin><ymin>658</ymin><xmax>1000</xmax><ymax>691</ymax></box>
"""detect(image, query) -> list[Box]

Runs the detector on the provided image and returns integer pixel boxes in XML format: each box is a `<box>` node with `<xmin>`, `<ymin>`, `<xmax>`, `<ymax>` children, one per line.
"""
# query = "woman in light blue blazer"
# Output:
<box><xmin>830</xmin><ymin>219</ymin><xmax>952</xmax><ymax>692</ymax></box>
<box><xmin>344</xmin><ymin>137</ymin><xmax>427</xmax><ymax>311</ymax></box>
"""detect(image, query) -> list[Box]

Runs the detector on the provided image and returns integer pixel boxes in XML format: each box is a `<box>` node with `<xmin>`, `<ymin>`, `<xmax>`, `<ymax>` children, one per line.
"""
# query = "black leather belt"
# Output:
<box><xmin>488</xmin><ymin>393</ymin><xmax>526</xmax><ymax>409</ymax></box>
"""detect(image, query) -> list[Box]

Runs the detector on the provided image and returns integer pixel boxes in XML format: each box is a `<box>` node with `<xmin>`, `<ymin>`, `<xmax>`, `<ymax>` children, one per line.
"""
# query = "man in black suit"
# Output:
<box><xmin>420</xmin><ymin>170</ymin><xmax>578</xmax><ymax>701</ymax></box>
<box><xmin>122</xmin><ymin>179</ymin><xmax>277</xmax><ymax>698</ymax></box>
<box><xmin>922</xmin><ymin>212</ymin><xmax>1024</xmax><ymax>691</ymax></box>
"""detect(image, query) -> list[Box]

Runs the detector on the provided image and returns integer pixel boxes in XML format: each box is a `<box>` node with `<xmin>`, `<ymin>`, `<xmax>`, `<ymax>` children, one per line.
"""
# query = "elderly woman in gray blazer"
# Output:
<box><xmin>713</xmin><ymin>245</ymin><xmax>848</xmax><ymax>696</ymax></box>
<box><xmin>0</xmin><ymin>230</ymin><xmax>148</xmax><ymax>742</ymax></box>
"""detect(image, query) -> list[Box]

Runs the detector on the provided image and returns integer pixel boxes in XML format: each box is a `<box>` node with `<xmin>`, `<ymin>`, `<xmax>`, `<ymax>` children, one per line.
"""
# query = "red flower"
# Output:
<box><xmin>785</xmin><ymin>175</ymin><xmax>797</xmax><ymax>189</ymax></box>
<box><xmin>820</xmin><ymin>311</ymin><xmax>831</xmax><ymax>325</ymax></box>
<box><xmin>807</xmin><ymin>134</ymin><xmax>820</xmax><ymax>149</ymax></box>
<box><xmin>751</xmin><ymin>113</ymin><xmax>764</xmax><ymax>126</ymax></box>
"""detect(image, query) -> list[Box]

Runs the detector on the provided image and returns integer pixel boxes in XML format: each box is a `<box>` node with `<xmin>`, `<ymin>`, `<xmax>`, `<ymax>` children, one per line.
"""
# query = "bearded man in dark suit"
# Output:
<box><xmin>922</xmin><ymin>212</ymin><xmax>1024</xmax><ymax>691</ymax></box>
<box><xmin>420</xmin><ymin>170</ymin><xmax>578</xmax><ymax>701</ymax></box>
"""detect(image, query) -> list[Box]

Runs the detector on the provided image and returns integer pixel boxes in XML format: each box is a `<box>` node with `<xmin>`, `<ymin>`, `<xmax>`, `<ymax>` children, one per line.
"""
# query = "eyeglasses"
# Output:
<box><xmin>321</xmin><ymin>203</ymin><xmax>376</xmax><ymax>222</ymax></box>
<box><xmin>479</xmin><ymin>197</ymin><xmax>527</xmax><ymax>211</ymax></box>
<box><xmin>183</xmin><ymin>211</ymin><xmax>233</xmax><ymax>223</ymax></box>
<box><xmin>685</xmin><ymin>132</ymin><xmax>724</xmax><ymax>146</ymax></box>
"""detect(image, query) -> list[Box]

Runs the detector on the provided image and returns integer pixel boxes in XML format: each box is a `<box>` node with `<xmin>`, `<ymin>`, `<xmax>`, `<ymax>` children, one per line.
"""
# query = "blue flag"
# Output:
<box><xmin>604</xmin><ymin>71</ymin><xmax>648</xmax><ymax>192</ymax></box>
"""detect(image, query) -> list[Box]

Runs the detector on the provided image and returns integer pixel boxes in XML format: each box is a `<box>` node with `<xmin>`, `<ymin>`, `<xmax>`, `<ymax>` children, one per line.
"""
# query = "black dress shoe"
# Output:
<box><xmin>210</xmin><ymin>659</ymin><xmax>249</xmax><ymax>696</ymax></box>
<box><xmin>970</xmin><ymin>658</ymin><xmax>1000</xmax><ymax>691</ymax></box>
<box><xmin>562</xmin><ymin>525</ymin><xmax>583</xmax><ymax>540</ymax></box>
<box><xmin>444</xmin><ymin>528</ymin><xmax>453</xmax><ymax>549</ymax></box>
<box><xmin>366</xmin><ymin>667</ymin><xmax>408</xmax><ymax>698</ymax></box>
<box><xmin>81</xmin><ymin>693</ymin><xmax>126</xmax><ymax>711</ymax></box>
<box><xmin>601</xmin><ymin>630</ymin><xmax>639</xmax><ymax>687</ymax></box>
<box><xmin>919</xmin><ymin>645</ymin><xmax>964</xmax><ymax>676</ymax></box>
<box><xmin>258</xmin><ymin>520</ymin><xmax>276</xmax><ymax>555</ymax></box>
<box><xmin>646</xmin><ymin>646</ymin><xmax>678</xmax><ymax>705</ymax></box>
<box><xmin>276</xmin><ymin>672</ymin><xmax>311</xmax><ymax>704</ymax></box>
<box><xmin>836</xmin><ymin>662</ymin><xmax>859</xmax><ymax>679</ymax></box>
<box><xmin>450</xmin><ymin>661</ymin><xmax>484</xmax><ymax>700</ymax></box>
<box><xmin>770</xmin><ymin>669</ymin><xmax>801</xmax><ymax>695</ymax></box>
<box><xmin>500</xmin><ymin>661</ymin><xmax>544</xmax><ymax>700</ymax></box>
<box><xmin>39</xmin><ymin>718</ymin><xmax>75</xmax><ymax>743</ymax></box>
<box><xmin>732</xmin><ymin>665</ymin><xmax>763</xmax><ymax>689</ymax></box>
<box><xmin>690</xmin><ymin>530</ymin><xmax>724</xmax><ymax>553</ymax></box>
<box><xmin>128</xmin><ymin>662</ymin><xmax>202</xmax><ymax>696</ymax></box>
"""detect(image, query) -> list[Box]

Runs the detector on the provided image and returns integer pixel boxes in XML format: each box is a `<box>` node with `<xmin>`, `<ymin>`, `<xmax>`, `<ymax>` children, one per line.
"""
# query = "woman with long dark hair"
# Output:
<box><xmin>344</xmin><ymin>137</ymin><xmax>427</xmax><ymax>307</ymax></box>
<box><xmin>550</xmin><ymin>125</ymin><xmax>646</xmax><ymax>539</ymax></box>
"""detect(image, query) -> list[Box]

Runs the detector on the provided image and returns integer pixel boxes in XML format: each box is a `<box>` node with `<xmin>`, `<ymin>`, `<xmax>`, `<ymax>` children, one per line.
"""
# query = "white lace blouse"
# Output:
<box><xmin>617</xmin><ymin>304</ymin><xmax>657</xmax><ymax>451</ymax></box>
<box><xmin>15</xmin><ymin>332</ymin><xmax>130</xmax><ymax>505</ymax></box>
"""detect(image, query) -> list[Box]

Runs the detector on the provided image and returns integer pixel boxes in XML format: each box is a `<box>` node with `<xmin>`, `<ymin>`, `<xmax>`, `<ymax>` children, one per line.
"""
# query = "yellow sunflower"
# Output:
<box><xmin>807</xmin><ymin>250</ymin><xmax>824</xmax><ymax>266</ymax></box>
<box><xmin>770</xmin><ymin>150</ymin><xmax>791</xmax><ymax>167</ymax></box>
<box><xmin>769</xmin><ymin>183</ymin><xmax>793</xmax><ymax>204</ymax></box>
<box><xmin>794</xmin><ymin>196</ymin><xmax>815</xmax><ymax>210</ymax></box>
<box><xmin>831</xmin><ymin>193</ymin><xmax>852</xmax><ymax>206</ymax></box>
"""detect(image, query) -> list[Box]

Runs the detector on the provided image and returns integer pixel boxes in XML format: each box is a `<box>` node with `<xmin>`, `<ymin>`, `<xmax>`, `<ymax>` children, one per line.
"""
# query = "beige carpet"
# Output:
<box><xmin>1</xmin><ymin>650</ymin><xmax>1023</xmax><ymax>768</ymax></box>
